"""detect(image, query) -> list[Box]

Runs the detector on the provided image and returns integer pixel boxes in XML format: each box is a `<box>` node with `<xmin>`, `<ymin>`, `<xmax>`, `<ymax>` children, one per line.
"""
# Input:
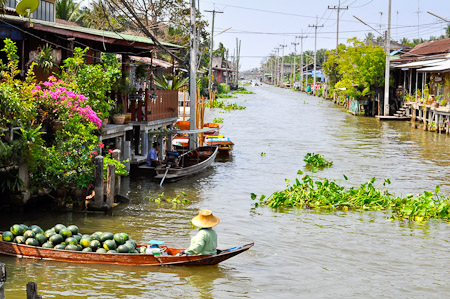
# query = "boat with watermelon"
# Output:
<box><xmin>0</xmin><ymin>224</ymin><xmax>253</xmax><ymax>266</ymax></box>
<box><xmin>0</xmin><ymin>239</ymin><xmax>253</xmax><ymax>266</ymax></box>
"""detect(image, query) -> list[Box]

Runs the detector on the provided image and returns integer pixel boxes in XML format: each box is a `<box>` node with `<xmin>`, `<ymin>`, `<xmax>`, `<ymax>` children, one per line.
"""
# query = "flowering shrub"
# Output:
<box><xmin>32</xmin><ymin>77</ymin><xmax>102</xmax><ymax>128</ymax></box>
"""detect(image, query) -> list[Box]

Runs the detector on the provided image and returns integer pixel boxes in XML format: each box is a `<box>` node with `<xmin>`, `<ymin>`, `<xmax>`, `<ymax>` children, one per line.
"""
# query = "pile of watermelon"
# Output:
<box><xmin>1</xmin><ymin>224</ymin><xmax>141</xmax><ymax>254</ymax></box>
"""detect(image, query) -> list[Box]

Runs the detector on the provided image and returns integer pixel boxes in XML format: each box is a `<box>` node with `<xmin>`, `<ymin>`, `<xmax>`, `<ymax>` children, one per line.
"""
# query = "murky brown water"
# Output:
<box><xmin>1</xmin><ymin>84</ymin><xmax>449</xmax><ymax>298</ymax></box>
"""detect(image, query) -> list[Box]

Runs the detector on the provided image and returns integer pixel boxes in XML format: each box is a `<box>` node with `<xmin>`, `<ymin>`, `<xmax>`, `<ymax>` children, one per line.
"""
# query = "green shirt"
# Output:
<box><xmin>185</xmin><ymin>228</ymin><xmax>217</xmax><ymax>255</ymax></box>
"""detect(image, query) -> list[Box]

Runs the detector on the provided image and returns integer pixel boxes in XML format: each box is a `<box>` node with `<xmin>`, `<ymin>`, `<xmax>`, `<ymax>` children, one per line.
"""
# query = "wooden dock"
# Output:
<box><xmin>405</xmin><ymin>102</ymin><xmax>450</xmax><ymax>134</ymax></box>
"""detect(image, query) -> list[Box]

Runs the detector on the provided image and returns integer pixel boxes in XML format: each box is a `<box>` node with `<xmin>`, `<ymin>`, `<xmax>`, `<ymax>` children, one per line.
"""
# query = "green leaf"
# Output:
<box><xmin>250</xmin><ymin>193</ymin><xmax>257</xmax><ymax>200</ymax></box>
<box><xmin>435</xmin><ymin>185</ymin><xmax>440</xmax><ymax>194</ymax></box>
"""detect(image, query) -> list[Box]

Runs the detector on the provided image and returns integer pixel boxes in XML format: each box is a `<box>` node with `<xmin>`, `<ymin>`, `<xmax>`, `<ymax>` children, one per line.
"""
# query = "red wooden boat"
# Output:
<box><xmin>0</xmin><ymin>240</ymin><xmax>253</xmax><ymax>266</ymax></box>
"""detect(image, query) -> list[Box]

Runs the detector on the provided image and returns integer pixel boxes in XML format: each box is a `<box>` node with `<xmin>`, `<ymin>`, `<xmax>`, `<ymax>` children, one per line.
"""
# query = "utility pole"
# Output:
<box><xmin>274</xmin><ymin>47</ymin><xmax>280</xmax><ymax>85</ymax></box>
<box><xmin>296</xmin><ymin>31</ymin><xmax>307</xmax><ymax>91</ymax></box>
<box><xmin>225</xmin><ymin>49</ymin><xmax>229</xmax><ymax>87</ymax></box>
<box><xmin>328</xmin><ymin>0</ymin><xmax>348</xmax><ymax>48</ymax></box>
<box><xmin>189</xmin><ymin>0</ymin><xmax>197</xmax><ymax>150</ymax></box>
<box><xmin>235</xmin><ymin>38</ymin><xmax>241</xmax><ymax>87</ymax></box>
<box><xmin>279</xmin><ymin>44</ymin><xmax>287</xmax><ymax>87</ymax></box>
<box><xmin>205</xmin><ymin>9</ymin><xmax>223</xmax><ymax>98</ymax></box>
<box><xmin>309</xmin><ymin>16</ymin><xmax>323</xmax><ymax>95</ymax></box>
<box><xmin>291</xmin><ymin>41</ymin><xmax>299</xmax><ymax>85</ymax></box>
<box><xmin>384</xmin><ymin>0</ymin><xmax>392</xmax><ymax>116</ymax></box>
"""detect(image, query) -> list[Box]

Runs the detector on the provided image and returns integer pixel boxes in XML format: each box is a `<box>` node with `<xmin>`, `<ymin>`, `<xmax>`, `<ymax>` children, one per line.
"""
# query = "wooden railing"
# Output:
<box><xmin>113</xmin><ymin>89</ymin><xmax>178</xmax><ymax>122</ymax></box>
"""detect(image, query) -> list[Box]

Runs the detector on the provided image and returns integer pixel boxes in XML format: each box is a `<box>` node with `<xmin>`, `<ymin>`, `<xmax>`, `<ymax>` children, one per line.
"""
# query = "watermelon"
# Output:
<box><xmin>113</xmin><ymin>233</ymin><xmax>126</xmax><ymax>245</ymax></box>
<box><xmin>19</xmin><ymin>224</ymin><xmax>29</xmax><ymax>231</ymax></box>
<box><xmin>127</xmin><ymin>240</ymin><xmax>137</xmax><ymax>249</ymax></box>
<box><xmin>133</xmin><ymin>250</ymin><xmax>139</xmax><ymax>253</ymax></box>
<box><xmin>82</xmin><ymin>247</ymin><xmax>92</xmax><ymax>252</ymax></box>
<box><xmin>65</xmin><ymin>244</ymin><xmax>78</xmax><ymax>251</ymax></box>
<box><xmin>120</xmin><ymin>233</ymin><xmax>129</xmax><ymax>242</ymax></box>
<box><xmin>49</xmin><ymin>234</ymin><xmax>64</xmax><ymax>245</ymax></box>
<box><xmin>96</xmin><ymin>248</ymin><xmax>107</xmax><ymax>253</ymax></box>
<box><xmin>2</xmin><ymin>231</ymin><xmax>14</xmax><ymax>242</ymax></box>
<box><xmin>42</xmin><ymin>242</ymin><xmax>54</xmax><ymax>248</ymax></box>
<box><xmin>76</xmin><ymin>245</ymin><xmax>82</xmax><ymax>251</ymax></box>
<box><xmin>107</xmin><ymin>250</ymin><xmax>117</xmax><ymax>254</ymax></box>
<box><xmin>100</xmin><ymin>232</ymin><xmax>114</xmax><ymax>242</ymax></box>
<box><xmin>81</xmin><ymin>234</ymin><xmax>91</xmax><ymax>240</ymax></box>
<box><xmin>59</xmin><ymin>228</ymin><xmax>72</xmax><ymax>238</ymax></box>
<box><xmin>67</xmin><ymin>225</ymin><xmax>79</xmax><ymax>235</ymax></box>
<box><xmin>14</xmin><ymin>236</ymin><xmax>26</xmax><ymax>244</ymax></box>
<box><xmin>23</xmin><ymin>230</ymin><xmax>36</xmax><ymax>239</ymax></box>
<box><xmin>95</xmin><ymin>231</ymin><xmax>103</xmax><ymax>235</ymax></box>
<box><xmin>54</xmin><ymin>244</ymin><xmax>66</xmax><ymax>250</ymax></box>
<box><xmin>25</xmin><ymin>238</ymin><xmax>39</xmax><ymax>246</ymax></box>
<box><xmin>89</xmin><ymin>240</ymin><xmax>101</xmax><ymax>251</ymax></box>
<box><xmin>44</xmin><ymin>229</ymin><xmax>56</xmax><ymax>238</ymax></box>
<box><xmin>35</xmin><ymin>234</ymin><xmax>47</xmax><ymax>245</ymax></box>
<box><xmin>80</xmin><ymin>238</ymin><xmax>91</xmax><ymax>248</ymax></box>
<box><xmin>117</xmin><ymin>245</ymin><xmax>130</xmax><ymax>253</ymax></box>
<box><xmin>30</xmin><ymin>225</ymin><xmax>44</xmax><ymax>235</ymax></box>
<box><xmin>73</xmin><ymin>234</ymin><xmax>82</xmax><ymax>242</ymax></box>
<box><xmin>54</xmin><ymin>224</ymin><xmax>66</xmax><ymax>233</ymax></box>
<box><xmin>124</xmin><ymin>240</ymin><xmax>136</xmax><ymax>252</ymax></box>
<box><xmin>65</xmin><ymin>237</ymin><xmax>78</xmax><ymax>245</ymax></box>
<box><xmin>90</xmin><ymin>233</ymin><xmax>101</xmax><ymax>242</ymax></box>
<box><xmin>10</xmin><ymin>224</ymin><xmax>25</xmax><ymax>236</ymax></box>
<box><xmin>103</xmin><ymin>239</ymin><xmax>117</xmax><ymax>251</ymax></box>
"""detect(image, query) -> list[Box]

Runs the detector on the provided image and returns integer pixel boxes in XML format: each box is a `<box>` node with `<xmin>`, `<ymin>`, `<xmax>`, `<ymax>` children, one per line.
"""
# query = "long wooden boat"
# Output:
<box><xmin>0</xmin><ymin>241</ymin><xmax>254</xmax><ymax>266</ymax></box>
<box><xmin>153</xmin><ymin>146</ymin><xmax>218</xmax><ymax>182</ymax></box>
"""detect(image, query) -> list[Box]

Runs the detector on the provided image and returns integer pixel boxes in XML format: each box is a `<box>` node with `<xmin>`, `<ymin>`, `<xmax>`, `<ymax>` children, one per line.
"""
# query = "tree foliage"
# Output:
<box><xmin>323</xmin><ymin>38</ymin><xmax>385</xmax><ymax>99</ymax></box>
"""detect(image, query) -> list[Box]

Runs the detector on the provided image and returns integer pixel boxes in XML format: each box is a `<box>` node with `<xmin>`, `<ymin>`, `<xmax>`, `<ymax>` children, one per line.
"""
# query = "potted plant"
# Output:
<box><xmin>111</xmin><ymin>104</ymin><xmax>125</xmax><ymax>125</ymax></box>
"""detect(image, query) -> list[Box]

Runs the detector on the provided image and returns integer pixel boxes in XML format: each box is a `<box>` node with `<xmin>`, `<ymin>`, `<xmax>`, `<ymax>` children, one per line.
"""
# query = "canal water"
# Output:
<box><xmin>1</xmin><ymin>85</ymin><xmax>449</xmax><ymax>298</ymax></box>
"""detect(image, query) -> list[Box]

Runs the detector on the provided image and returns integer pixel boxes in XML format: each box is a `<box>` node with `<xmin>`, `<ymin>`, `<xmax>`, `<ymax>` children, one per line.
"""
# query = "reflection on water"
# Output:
<box><xmin>1</xmin><ymin>84</ymin><xmax>449</xmax><ymax>298</ymax></box>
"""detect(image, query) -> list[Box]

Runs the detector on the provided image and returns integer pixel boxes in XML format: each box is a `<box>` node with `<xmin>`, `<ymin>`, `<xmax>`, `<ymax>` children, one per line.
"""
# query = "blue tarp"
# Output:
<box><xmin>304</xmin><ymin>70</ymin><xmax>325</xmax><ymax>81</ymax></box>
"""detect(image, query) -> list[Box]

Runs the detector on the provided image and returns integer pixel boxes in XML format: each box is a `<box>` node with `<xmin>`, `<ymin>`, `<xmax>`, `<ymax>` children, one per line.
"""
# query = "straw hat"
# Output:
<box><xmin>191</xmin><ymin>209</ymin><xmax>220</xmax><ymax>228</ymax></box>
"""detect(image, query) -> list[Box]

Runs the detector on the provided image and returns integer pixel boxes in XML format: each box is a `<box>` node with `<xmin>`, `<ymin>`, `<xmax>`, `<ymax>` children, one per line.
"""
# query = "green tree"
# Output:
<box><xmin>323</xmin><ymin>38</ymin><xmax>385</xmax><ymax>99</ymax></box>
<box><xmin>56</xmin><ymin>0</ymin><xmax>81</xmax><ymax>22</ymax></box>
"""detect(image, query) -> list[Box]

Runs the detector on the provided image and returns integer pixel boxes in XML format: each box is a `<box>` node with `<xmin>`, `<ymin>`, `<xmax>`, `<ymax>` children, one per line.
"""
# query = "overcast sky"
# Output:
<box><xmin>199</xmin><ymin>0</ymin><xmax>450</xmax><ymax>70</ymax></box>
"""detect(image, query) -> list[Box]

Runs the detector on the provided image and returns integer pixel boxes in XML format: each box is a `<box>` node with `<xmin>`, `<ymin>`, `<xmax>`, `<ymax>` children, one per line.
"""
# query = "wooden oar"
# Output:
<box><xmin>159</xmin><ymin>164</ymin><xmax>171</xmax><ymax>187</ymax></box>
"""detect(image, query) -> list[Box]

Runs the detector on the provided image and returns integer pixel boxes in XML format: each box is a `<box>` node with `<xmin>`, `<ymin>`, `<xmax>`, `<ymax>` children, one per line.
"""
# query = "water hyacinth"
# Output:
<box><xmin>32</xmin><ymin>76</ymin><xmax>102</xmax><ymax>128</ymax></box>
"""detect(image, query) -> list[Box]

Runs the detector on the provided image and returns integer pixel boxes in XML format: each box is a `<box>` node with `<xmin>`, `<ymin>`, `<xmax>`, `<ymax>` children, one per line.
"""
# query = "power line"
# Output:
<box><xmin>328</xmin><ymin>0</ymin><xmax>349</xmax><ymax>48</ymax></box>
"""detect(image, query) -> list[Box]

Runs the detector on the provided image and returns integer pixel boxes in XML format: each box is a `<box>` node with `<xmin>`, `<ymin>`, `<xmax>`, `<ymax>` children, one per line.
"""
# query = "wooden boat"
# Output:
<box><xmin>154</xmin><ymin>146</ymin><xmax>218</xmax><ymax>182</ymax></box>
<box><xmin>0</xmin><ymin>240</ymin><xmax>254</xmax><ymax>266</ymax></box>
<box><xmin>204</xmin><ymin>135</ymin><xmax>234</xmax><ymax>153</ymax></box>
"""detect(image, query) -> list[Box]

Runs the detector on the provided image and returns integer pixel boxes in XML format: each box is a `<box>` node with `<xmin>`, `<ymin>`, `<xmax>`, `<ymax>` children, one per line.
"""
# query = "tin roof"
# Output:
<box><xmin>402</xmin><ymin>38</ymin><xmax>450</xmax><ymax>58</ymax></box>
<box><xmin>130</xmin><ymin>56</ymin><xmax>174</xmax><ymax>69</ymax></box>
<box><xmin>0</xmin><ymin>14</ymin><xmax>183</xmax><ymax>50</ymax></box>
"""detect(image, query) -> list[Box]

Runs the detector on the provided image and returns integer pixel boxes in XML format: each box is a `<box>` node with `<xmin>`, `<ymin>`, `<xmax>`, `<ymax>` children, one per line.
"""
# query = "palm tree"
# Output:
<box><xmin>446</xmin><ymin>24</ymin><xmax>450</xmax><ymax>38</ymax></box>
<box><xmin>364</xmin><ymin>33</ymin><xmax>375</xmax><ymax>45</ymax></box>
<box><xmin>56</xmin><ymin>0</ymin><xmax>81</xmax><ymax>22</ymax></box>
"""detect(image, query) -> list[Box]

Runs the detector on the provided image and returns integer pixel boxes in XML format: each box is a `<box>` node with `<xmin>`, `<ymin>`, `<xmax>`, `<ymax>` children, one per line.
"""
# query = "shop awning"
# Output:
<box><xmin>417</xmin><ymin>59</ymin><xmax>450</xmax><ymax>72</ymax></box>
<box><xmin>394</xmin><ymin>58</ymin><xmax>446</xmax><ymax>69</ymax></box>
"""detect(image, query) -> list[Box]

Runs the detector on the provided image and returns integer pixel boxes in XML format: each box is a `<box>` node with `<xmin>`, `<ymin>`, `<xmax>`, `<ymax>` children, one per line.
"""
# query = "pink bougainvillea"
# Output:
<box><xmin>32</xmin><ymin>77</ymin><xmax>102</xmax><ymax>129</ymax></box>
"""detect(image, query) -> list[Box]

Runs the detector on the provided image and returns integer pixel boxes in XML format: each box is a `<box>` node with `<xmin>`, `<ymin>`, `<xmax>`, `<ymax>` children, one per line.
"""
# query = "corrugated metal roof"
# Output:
<box><xmin>0</xmin><ymin>14</ymin><xmax>183</xmax><ymax>49</ymax></box>
<box><xmin>130</xmin><ymin>56</ymin><xmax>173</xmax><ymax>68</ymax></box>
<box><xmin>402</xmin><ymin>39</ymin><xmax>450</xmax><ymax>57</ymax></box>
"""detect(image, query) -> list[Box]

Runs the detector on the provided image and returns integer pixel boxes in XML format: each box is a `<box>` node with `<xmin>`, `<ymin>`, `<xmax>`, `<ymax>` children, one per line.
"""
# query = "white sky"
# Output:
<box><xmin>199</xmin><ymin>0</ymin><xmax>450</xmax><ymax>70</ymax></box>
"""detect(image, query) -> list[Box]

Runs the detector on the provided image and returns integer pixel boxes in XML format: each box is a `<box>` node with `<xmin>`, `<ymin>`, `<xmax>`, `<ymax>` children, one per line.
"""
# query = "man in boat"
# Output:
<box><xmin>146</xmin><ymin>142</ymin><xmax>163</xmax><ymax>167</ymax></box>
<box><xmin>181</xmin><ymin>209</ymin><xmax>219</xmax><ymax>256</ymax></box>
